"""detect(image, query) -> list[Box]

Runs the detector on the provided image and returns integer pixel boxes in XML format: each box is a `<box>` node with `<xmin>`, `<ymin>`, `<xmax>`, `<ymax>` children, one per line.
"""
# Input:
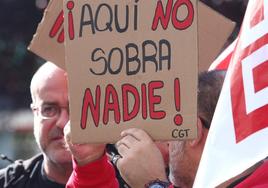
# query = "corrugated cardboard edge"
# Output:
<box><xmin>28</xmin><ymin>0</ymin><xmax>65</xmax><ymax>70</ymax></box>
<box><xmin>198</xmin><ymin>2</ymin><xmax>235</xmax><ymax>71</ymax></box>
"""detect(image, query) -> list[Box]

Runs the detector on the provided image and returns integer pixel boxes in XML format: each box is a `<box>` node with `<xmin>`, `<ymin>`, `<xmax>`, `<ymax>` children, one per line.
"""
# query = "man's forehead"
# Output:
<box><xmin>33</xmin><ymin>63</ymin><xmax>65</xmax><ymax>82</ymax></box>
<box><xmin>33</xmin><ymin>87</ymin><xmax>69</xmax><ymax>107</ymax></box>
<box><xmin>39</xmin><ymin>101</ymin><xmax>65</xmax><ymax>106</ymax></box>
<box><xmin>31</xmin><ymin>63</ymin><xmax>66</xmax><ymax>90</ymax></box>
<box><xmin>30</xmin><ymin>62</ymin><xmax>68</xmax><ymax>104</ymax></box>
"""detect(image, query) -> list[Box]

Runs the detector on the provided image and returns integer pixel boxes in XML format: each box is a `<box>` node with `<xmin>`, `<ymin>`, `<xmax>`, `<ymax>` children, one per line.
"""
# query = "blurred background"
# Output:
<box><xmin>0</xmin><ymin>0</ymin><xmax>248</xmax><ymax>168</ymax></box>
<box><xmin>0</xmin><ymin>0</ymin><xmax>47</xmax><ymax>168</ymax></box>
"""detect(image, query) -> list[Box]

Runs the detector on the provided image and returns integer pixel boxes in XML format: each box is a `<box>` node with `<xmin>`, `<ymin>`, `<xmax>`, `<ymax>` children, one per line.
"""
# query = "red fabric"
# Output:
<box><xmin>235</xmin><ymin>160</ymin><xmax>268</xmax><ymax>188</ymax></box>
<box><xmin>66</xmin><ymin>154</ymin><xmax>119</xmax><ymax>188</ymax></box>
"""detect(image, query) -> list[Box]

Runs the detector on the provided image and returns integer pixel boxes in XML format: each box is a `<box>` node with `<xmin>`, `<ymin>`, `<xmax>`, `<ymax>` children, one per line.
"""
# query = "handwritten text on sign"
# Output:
<box><xmin>64</xmin><ymin>0</ymin><xmax>198</xmax><ymax>143</ymax></box>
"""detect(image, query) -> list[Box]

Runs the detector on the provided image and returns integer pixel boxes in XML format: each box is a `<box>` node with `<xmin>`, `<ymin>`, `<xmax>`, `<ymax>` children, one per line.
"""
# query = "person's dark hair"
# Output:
<box><xmin>198</xmin><ymin>70</ymin><xmax>226</xmax><ymax>129</ymax></box>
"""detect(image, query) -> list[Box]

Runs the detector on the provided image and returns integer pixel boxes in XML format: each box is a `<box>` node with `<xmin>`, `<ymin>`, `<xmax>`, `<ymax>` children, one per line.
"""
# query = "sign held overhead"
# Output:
<box><xmin>64</xmin><ymin>0</ymin><xmax>198</xmax><ymax>143</ymax></box>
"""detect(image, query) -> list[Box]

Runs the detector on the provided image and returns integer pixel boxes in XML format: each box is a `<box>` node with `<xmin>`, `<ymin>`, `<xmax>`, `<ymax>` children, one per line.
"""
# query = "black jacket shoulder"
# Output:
<box><xmin>0</xmin><ymin>154</ymin><xmax>43</xmax><ymax>188</ymax></box>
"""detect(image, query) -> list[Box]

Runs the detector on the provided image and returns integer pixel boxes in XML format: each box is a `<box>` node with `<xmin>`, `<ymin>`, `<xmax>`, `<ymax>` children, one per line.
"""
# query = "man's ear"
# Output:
<box><xmin>189</xmin><ymin>118</ymin><xmax>205</xmax><ymax>147</ymax></box>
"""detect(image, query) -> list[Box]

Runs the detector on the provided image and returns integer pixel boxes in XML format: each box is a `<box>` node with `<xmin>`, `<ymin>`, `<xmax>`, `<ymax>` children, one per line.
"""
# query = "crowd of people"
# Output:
<box><xmin>1</xmin><ymin>0</ymin><xmax>268</xmax><ymax>188</ymax></box>
<box><xmin>1</xmin><ymin>61</ymin><xmax>267</xmax><ymax>188</ymax></box>
<box><xmin>0</xmin><ymin>62</ymin><xmax>225</xmax><ymax>188</ymax></box>
<box><xmin>0</xmin><ymin>62</ymin><xmax>72</xmax><ymax>187</ymax></box>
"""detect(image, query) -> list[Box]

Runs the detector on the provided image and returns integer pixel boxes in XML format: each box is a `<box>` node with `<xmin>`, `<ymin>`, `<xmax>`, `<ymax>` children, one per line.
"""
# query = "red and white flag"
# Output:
<box><xmin>194</xmin><ymin>0</ymin><xmax>268</xmax><ymax>187</ymax></box>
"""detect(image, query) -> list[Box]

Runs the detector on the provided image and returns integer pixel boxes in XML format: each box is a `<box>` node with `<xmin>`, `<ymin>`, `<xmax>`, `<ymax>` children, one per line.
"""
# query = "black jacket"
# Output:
<box><xmin>0</xmin><ymin>154</ymin><xmax>65</xmax><ymax>188</ymax></box>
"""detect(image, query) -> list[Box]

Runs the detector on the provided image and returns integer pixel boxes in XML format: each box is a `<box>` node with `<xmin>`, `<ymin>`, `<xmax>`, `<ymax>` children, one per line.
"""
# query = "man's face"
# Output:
<box><xmin>32</xmin><ymin>70</ymin><xmax>72</xmax><ymax>165</ymax></box>
<box><xmin>168</xmin><ymin>140</ymin><xmax>195</xmax><ymax>188</ymax></box>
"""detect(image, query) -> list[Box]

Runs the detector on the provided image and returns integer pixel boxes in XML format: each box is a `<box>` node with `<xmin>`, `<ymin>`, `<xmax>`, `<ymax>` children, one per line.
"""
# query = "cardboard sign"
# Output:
<box><xmin>28</xmin><ymin>1</ymin><xmax>234</xmax><ymax>143</ymax></box>
<box><xmin>198</xmin><ymin>3</ymin><xmax>235</xmax><ymax>71</ymax></box>
<box><xmin>28</xmin><ymin>1</ymin><xmax>234</xmax><ymax>72</ymax></box>
<box><xmin>28</xmin><ymin>0</ymin><xmax>65</xmax><ymax>69</ymax></box>
<box><xmin>63</xmin><ymin>0</ymin><xmax>198</xmax><ymax>143</ymax></box>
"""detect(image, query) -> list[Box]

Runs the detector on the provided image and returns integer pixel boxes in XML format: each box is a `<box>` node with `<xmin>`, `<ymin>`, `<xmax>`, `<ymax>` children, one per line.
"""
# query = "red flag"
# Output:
<box><xmin>194</xmin><ymin>0</ymin><xmax>268</xmax><ymax>187</ymax></box>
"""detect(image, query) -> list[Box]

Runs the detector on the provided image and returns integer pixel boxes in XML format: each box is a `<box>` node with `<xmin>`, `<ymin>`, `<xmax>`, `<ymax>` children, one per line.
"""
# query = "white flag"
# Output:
<box><xmin>194</xmin><ymin>0</ymin><xmax>268</xmax><ymax>187</ymax></box>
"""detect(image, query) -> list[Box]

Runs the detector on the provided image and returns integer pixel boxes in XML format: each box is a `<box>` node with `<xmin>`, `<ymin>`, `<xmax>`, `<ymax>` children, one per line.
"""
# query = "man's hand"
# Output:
<box><xmin>64</xmin><ymin>121</ymin><xmax>106</xmax><ymax>166</ymax></box>
<box><xmin>116</xmin><ymin>128</ymin><xmax>168</xmax><ymax>188</ymax></box>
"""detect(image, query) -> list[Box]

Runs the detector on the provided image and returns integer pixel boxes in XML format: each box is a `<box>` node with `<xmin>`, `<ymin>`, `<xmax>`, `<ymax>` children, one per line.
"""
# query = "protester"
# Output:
<box><xmin>116</xmin><ymin>70</ymin><xmax>268</xmax><ymax>188</ymax></box>
<box><xmin>115</xmin><ymin>70</ymin><xmax>226</xmax><ymax>188</ymax></box>
<box><xmin>0</xmin><ymin>62</ymin><xmax>72</xmax><ymax>187</ymax></box>
<box><xmin>64</xmin><ymin>70</ymin><xmax>225</xmax><ymax>188</ymax></box>
<box><xmin>0</xmin><ymin>61</ymin><xmax>130</xmax><ymax>188</ymax></box>
<box><xmin>66</xmin><ymin>69</ymin><xmax>267</xmax><ymax>187</ymax></box>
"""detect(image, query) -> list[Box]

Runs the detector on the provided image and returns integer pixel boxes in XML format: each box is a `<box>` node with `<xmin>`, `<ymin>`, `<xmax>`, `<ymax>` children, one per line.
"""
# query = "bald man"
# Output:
<box><xmin>0</xmin><ymin>62</ymin><xmax>72</xmax><ymax>188</ymax></box>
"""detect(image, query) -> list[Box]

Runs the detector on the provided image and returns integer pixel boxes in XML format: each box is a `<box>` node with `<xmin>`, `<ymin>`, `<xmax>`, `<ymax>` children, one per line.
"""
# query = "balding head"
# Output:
<box><xmin>30</xmin><ymin>61</ymin><xmax>72</xmax><ymax>179</ymax></box>
<box><xmin>30</xmin><ymin>62</ymin><xmax>67</xmax><ymax>104</ymax></box>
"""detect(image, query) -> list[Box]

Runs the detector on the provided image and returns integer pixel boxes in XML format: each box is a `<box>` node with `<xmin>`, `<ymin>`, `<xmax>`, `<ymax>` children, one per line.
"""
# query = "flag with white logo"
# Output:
<box><xmin>194</xmin><ymin>0</ymin><xmax>268</xmax><ymax>187</ymax></box>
